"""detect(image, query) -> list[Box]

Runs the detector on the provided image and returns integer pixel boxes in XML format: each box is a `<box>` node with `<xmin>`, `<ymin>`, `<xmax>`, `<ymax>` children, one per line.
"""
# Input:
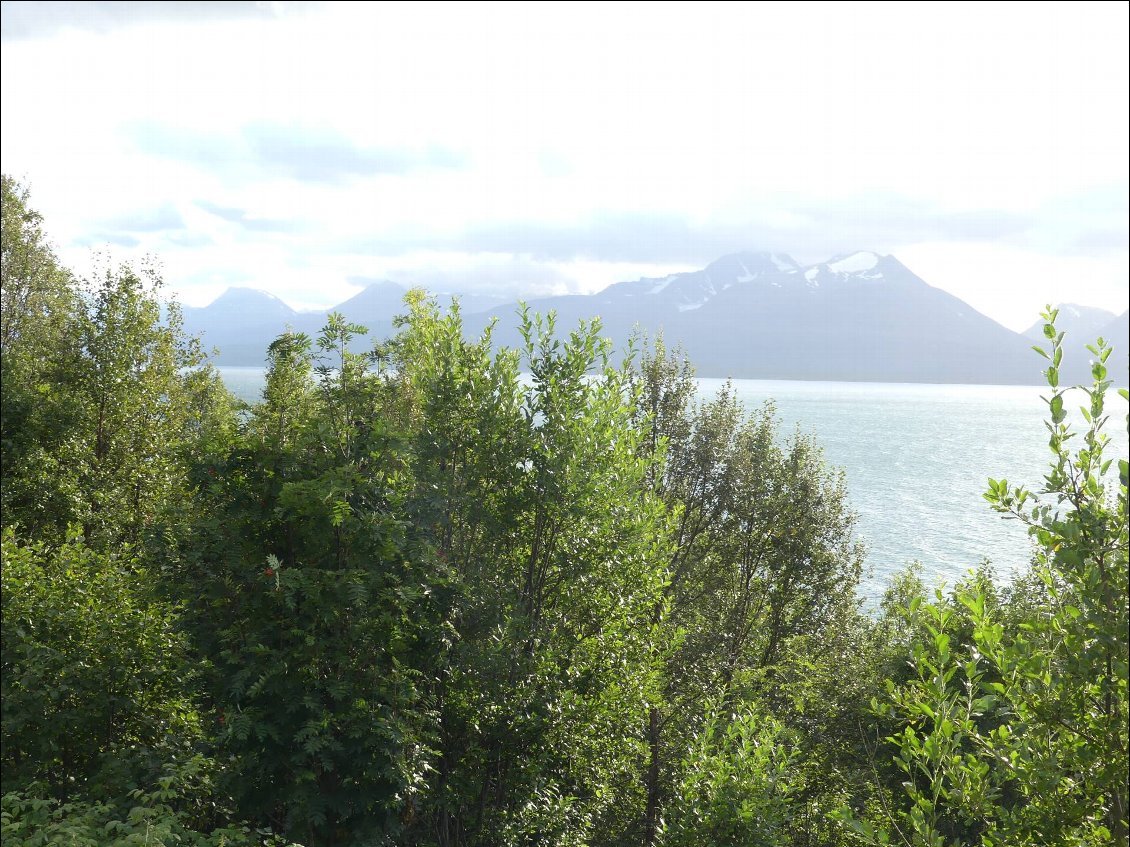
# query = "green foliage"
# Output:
<box><xmin>769</xmin><ymin>594</ymin><xmax>915</xmax><ymax>847</ymax></box>
<box><xmin>1</xmin><ymin>177</ymin><xmax>276</xmax><ymax>844</ymax></box>
<box><xmin>629</xmin><ymin>338</ymin><xmax>865</xmax><ymax>845</ymax></box>
<box><xmin>174</xmin><ymin>318</ymin><xmax>437</xmax><ymax>846</ymax></box>
<box><xmin>71</xmin><ymin>261</ymin><xmax>214</xmax><ymax>547</ymax></box>
<box><xmin>1</xmin><ymin>764</ymin><xmax>300</xmax><ymax>847</ymax></box>
<box><xmin>980</xmin><ymin>309</ymin><xmax>1127</xmax><ymax>844</ymax></box>
<box><xmin>1</xmin><ymin>176</ymin><xmax>84</xmax><ymax>537</ymax></box>
<box><xmin>388</xmin><ymin>298</ymin><xmax>671</xmax><ymax>846</ymax></box>
<box><xmin>632</xmin><ymin>339</ymin><xmax>863</xmax><ymax>687</ymax></box>
<box><xmin>0</xmin><ymin>175</ymin><xmax>77</xmax><ymax>361</ymax></box>
<box><xmin>2</xmin><ymin>176</ymin><xmax>233</xmax><ymax>549</ymax></box>
<box><xmin>847</xmin><ymin>307</ymin><xmax>1129</xmax><ymax>846</ymax></box>
<box><xmin>660</xmin><ymin>703</ymin><xmax>798</xmax><ymax>847</ymax></box>
<box><xmin>0</xmin><ymin>528</ymin><xmax>201</xmax><ymax>799</ymax></box>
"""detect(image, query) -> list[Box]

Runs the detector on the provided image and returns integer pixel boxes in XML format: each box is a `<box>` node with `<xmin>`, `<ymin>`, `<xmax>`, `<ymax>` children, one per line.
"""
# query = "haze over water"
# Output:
<box><xmin>219</xmin><ymin>368</ymin><xmax>1129</xmax><ymax>601</ymax></box>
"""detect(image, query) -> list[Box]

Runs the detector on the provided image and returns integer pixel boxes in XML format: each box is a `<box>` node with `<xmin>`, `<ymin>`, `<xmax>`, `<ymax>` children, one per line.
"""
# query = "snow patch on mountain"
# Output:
<box><xmin>827</xmin><ymin>252</ymin><xmax>879</xmax><ymax>274</ymax></box>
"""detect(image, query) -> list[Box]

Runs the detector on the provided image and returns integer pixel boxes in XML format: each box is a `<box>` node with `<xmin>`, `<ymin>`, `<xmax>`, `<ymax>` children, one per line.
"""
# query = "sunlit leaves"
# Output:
<box><xmin>859</xmin><ymin>307</ymin><xmax>1129</xmax><ymax>846</ymax></box>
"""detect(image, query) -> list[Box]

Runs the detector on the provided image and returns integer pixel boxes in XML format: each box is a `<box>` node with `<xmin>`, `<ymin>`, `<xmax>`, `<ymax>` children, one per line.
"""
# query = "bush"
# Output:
<box><xmin>1</xmin><ymin>528</ymin><xmax>201</xmax><ymax>799</ymax></box>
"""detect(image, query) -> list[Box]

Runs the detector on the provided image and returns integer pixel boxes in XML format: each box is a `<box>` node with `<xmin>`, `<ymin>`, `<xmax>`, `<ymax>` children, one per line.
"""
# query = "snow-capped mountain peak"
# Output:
<box><xmin>643</xmin><ymin>252</ymin><xmax>804</xmax><ymax>313</ymax></box>
<box><xmin>802</xmin><ymin>251</ymin><xmax>893</xmax><ymax>287</ymax></box>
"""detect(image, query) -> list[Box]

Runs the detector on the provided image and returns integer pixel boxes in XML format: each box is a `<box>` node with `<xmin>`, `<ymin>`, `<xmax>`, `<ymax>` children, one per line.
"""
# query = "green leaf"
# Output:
<box><xmin>1050</xmin><ymin>394</ymin><xmax>1065</xmax><ymax>423</ymax></box>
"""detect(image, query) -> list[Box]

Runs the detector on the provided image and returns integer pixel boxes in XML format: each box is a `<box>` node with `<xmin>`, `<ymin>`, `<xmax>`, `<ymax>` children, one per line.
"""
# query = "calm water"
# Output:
<box><xmin>704</xmin><ymin>379</ymin><xmax>1127</xmax><ymax>598</ymax></box>
<box><xmin>218</xmin><ymin>367</ymin><xmax>1129</xmax><ymax>599</ymax></box>
<box><xmin>216</xmin><ymin>367</ymin><xmax>272</xmax><ymax>405</ymax></box>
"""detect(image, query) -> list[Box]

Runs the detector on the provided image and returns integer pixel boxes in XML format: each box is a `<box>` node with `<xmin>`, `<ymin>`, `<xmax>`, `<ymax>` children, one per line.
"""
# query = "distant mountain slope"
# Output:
<box><xmin>182</xmin><ymin>287</ymin><xmax>306</xmax><ymax>362</ymax></box>
<box><xmin>1098</xmin><ymin>311</ymin><xmax>1129</xmax><ymax>375</ymax></box>
<box><xmin>331</xmin><ymin>281</ymin><xmax>408</xmax><ymax>325</ymax></box>
<box><xmin>667</xmin><ymin>253</ymin><xmax>1037</xmax><ymax>383</ymax></box>
<box><xmin>182</xmin><ymin>252</ymin><xmax>1120</xmax><ymax>385</ymax></box>
<box><xmin>464</xmin><ymin>251</ymin><xmax>1049</xmax><ymax>384</ymax></box>
<box><xmin>1021</xmin><ymin>305</ymin><xmax>1126</xmax><ymax>383</ymax></box>
<box><xmin>1022</xmin><ymin>303</ymin><xmax>1116</xmax><ymax>342</ymax></box>
<box><xmin>182</xmin><ymin>287</ymin><xmax>296</xmax><ymax>331</ymax></box>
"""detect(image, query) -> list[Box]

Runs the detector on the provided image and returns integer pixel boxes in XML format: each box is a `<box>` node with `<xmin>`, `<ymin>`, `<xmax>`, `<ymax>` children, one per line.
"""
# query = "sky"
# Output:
<box><xmin>1</xmin><ymin>1</ymin><xmax>1127</xmax><ymax>331</ymax></box>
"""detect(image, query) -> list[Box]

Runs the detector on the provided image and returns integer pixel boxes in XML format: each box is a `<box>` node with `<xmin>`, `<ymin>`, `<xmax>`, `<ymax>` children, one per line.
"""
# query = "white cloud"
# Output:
<box><xmin>2</xmin><ymin>1</ymin><xmax>1127</xmax><ymax>328</ymax></box>
<box><xmin>899</xmin><ymin>242</ymin><xmax>1129</xmax><ymax>332</ymax></box>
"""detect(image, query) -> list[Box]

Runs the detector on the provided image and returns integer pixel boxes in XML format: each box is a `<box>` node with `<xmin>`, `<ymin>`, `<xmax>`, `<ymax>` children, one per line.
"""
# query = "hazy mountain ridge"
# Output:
<box><xmin>1022</xmin><ymin>303</ymin><xmax>1117</xmax><ymax>342</ymax></box>
<box><xmin>183</xmin><ymin>251</ymin><xmax>1122</xmax><ymax>385</ymax></box>
<box><xmin>1019</xmin><ymin>304</ymin><xmax>1127</xmax><ymax>384</ymax></box>
<box><xmin>1097</xmin><ymin>310</ymin><xmax>1129</xmax><ymax>372</ymax></box>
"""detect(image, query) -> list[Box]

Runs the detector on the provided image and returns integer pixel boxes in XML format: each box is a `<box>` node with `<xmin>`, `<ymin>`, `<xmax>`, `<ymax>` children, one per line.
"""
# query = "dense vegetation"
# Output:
<box><xmin>2</xmin><ymin>174</ymin><xmax>1126</xmax><ymax>846</ymax></box>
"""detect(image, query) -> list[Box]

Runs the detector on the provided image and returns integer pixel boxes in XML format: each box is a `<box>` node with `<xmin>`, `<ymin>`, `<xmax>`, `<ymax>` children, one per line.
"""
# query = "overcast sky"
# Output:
<box><xmin>2</xmin><ymin>1</ymin><xmax>1127</xmax><ymax>330</ymax></box>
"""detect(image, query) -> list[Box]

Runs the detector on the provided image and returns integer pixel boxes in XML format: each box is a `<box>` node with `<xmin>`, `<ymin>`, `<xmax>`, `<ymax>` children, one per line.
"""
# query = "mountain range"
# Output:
<box><xmin>181</xmin><ymin>251</ymin><xmax>1128</xmax><ymax>385</ymax></box>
